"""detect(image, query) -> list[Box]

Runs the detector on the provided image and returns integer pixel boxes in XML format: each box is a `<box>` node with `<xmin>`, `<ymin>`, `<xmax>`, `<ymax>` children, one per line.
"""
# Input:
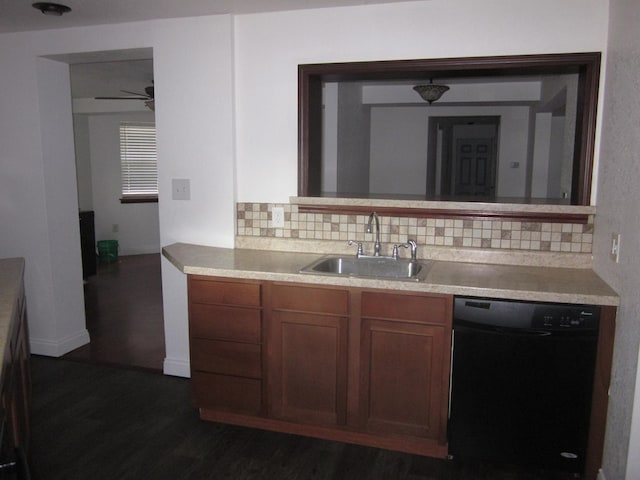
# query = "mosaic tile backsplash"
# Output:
<box><xmin>236</xmin><ymin>203</ymin><xmax>594</xmax><ymax>254</ymax></box>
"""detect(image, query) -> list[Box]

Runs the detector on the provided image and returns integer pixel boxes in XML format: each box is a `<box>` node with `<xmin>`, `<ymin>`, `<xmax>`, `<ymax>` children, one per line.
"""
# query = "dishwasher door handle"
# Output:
<box><xmin>454</xmin><ymin>321</ymin><xmax>551</xmax><ymax>337</ymax></box>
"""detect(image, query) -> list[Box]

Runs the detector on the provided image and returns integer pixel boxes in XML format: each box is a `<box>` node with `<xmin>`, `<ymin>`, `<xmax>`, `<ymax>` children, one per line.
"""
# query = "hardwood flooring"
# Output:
<box><xmin>29</xmin><ymin>357</ymin><xmax>581</xmax><ymax>480</ymax></box>
<box><xmin>63</xmin><ymin>253</ymin><xmax>165</xmax><ymax>372</ymax></box>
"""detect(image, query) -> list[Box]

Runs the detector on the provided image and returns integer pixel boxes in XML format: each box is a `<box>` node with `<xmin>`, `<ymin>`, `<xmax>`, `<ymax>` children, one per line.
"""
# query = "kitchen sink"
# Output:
<box><xmin>299</xmin><ymin>255</ymin><xmax>429</xmax><ymax>281</ymax></box>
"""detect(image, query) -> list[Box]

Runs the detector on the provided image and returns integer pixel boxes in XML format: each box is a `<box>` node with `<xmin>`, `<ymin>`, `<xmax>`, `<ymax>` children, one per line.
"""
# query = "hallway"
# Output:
<box><xmin>63</xmin><ymin>253</ymin><xmax>165</xmax><ymax>372</ymax></box>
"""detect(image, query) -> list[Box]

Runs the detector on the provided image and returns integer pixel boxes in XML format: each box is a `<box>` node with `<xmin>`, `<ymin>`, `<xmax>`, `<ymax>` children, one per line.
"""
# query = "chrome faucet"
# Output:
<box><xmin>392</xmin><ymin>239</ymin><xmax>418</xmax><ymax>261</ymax></box>
<box><xmin>406</xmin><ymin>239</ymin><xmax>418</xmax><ymax>261</ymax></box>
<box><xmin>347</xmin><ymin>239</ymin><xmax>364</xmax><ymax>257</ymax></box>
<box><xmin>367</xmin><ymin>212</ymin><xmax>381</xmax><ymax>256</ymax></box>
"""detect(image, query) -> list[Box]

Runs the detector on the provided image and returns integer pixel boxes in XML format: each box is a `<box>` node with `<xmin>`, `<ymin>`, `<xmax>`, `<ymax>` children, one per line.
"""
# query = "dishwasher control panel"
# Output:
<box><xmin>532</xmin><ymin>305</ymin><xmax>600</xmax><ymax>331</ymax></box>
<box><xmin>454</xmin><ymin>297</ymin><xmax>600</xmax><ymax>331</ymax></box>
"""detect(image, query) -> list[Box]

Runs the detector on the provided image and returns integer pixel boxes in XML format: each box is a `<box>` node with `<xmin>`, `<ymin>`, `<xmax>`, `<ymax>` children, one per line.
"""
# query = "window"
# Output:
<box><xmin>120</xmin><ymin>121</ymin><xmax>158</xmax><ymax>203</ymax></box>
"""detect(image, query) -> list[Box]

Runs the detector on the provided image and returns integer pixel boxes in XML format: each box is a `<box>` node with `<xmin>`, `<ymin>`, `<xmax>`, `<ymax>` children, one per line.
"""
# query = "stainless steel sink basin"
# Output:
<box><xmin>299</xmin><ymin>255</ymin><xmax>429</xmax><ymax>281</ymax></box>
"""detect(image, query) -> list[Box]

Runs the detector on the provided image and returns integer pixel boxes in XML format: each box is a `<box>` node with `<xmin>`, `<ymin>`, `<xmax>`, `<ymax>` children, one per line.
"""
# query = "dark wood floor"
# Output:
<box><xmin>29</xmin><ymin>356</ymin><xmax>581</xmax><ymax>480</ymax></box>
<box><xmin>63</xmin><ymin>253</ymin><xmax>165</xmax><ymax>372</ymax></box>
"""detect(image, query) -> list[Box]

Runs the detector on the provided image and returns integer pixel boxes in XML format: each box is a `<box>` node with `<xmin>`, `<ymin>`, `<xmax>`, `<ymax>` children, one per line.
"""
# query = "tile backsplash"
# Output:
<box><xmin>236</xmin><ymin>202</ymin><xmax>593</xmax><ymax>255</ymax></box>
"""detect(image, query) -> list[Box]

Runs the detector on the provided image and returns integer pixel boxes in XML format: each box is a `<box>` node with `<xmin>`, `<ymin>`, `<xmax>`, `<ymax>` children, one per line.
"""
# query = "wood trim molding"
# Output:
<box><xmin>297</xmin><ymin>203</ymin><xmax>591</xmax><ymax>224</ymax></box>
<box><xmin>585</xmin><ymin>305</ymin><xmax>616</xmax><ymax>480</ymax></box>
<box><xmin>298</xmin><ymin>52</ymin><xmax>602</xmax><ymax>209</ymax></box>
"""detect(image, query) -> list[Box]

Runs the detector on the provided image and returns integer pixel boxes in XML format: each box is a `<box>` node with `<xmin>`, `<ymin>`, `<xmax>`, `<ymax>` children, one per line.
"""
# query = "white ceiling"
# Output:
<box><xmin>0</xmin><ymin>0</ymin><xmax>423</xmax><ymax>34</ymax></box>
<box><xmin>19</xmin><ymin>1</ymin><xmax>547</xmax><ymax>106</ymax></box>
<box><xmin>4</xmin><ymin>0</ymin><xmax>421</xmax><ymax>101</ymax></box>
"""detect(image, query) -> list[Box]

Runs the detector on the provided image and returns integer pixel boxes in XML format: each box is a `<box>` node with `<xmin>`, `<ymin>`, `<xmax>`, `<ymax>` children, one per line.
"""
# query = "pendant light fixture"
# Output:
<box><xmin>32</xmin><ymin>2</ymin><xmax>71</xmax><ymax>16</ymax></box>
<box><xmin>413</xmin><ymin>79</ymin><xmax>449</xmax><ymax>104</ymax></box>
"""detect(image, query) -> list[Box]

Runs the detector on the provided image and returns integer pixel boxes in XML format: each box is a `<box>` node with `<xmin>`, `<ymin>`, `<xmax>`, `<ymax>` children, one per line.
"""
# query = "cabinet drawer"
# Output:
<box><xmin>190</xmin><ymin>304</ymin><xmax>261</xmax><ymax>343</ymax></box>
<box><xmin>189</xmin><ymin>278</ymin><xmax>260</xmax><ymax>307</ymax></box>
<box><xmin>361</xmin><ymin>291</ymin><xmax>451</xmax><ymax>325</ymax></box>
<box><xmin>191</xmin><ymin>338</ymin><xmax>261</xmax><ymax>378</ymax></box>
<box><xmin>192</xmin><ymin>371</ymin><xmax>261</xmax><ymax>415</ymax></box>
<box><xmin>271</xmin><ymin>284</ymin><xmax>348</xmax><ymax>315</ymax></box>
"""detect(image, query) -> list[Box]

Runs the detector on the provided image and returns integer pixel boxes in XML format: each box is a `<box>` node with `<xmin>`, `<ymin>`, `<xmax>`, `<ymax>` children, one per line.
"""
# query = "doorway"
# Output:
<box><xmin>59</xmin><ymin>49</ymin><xmax>165</xmax><ymax>372</ymax></box>
<box><xmin>427</xmin><ymin>116</ymin><xmax>499</xmax><ymax>200</ymax></box>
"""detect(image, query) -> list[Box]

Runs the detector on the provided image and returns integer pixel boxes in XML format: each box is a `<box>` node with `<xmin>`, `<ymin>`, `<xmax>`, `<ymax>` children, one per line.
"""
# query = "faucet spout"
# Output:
<box><xmin>367</xmin><ymin>212</ymin><xmax>381</xmax><ymax>256</ymax></box>
<box><xmin>406</xmin><ymin>239</ymin><xmax>418</xmax><ymax>261</ymax></box>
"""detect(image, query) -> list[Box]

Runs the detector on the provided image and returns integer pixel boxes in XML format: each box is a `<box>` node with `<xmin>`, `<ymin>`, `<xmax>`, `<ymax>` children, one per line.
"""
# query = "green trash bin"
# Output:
<box><xmin>97</xmin><ymin>240</ymin><xmax>118</xmax><ymax>264</ymax></box>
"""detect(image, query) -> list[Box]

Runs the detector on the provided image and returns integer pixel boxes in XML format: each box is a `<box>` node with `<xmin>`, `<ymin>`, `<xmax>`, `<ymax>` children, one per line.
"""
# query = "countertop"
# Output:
<box><xmin>0</xmin><ymin>258</ymin><xmax>25</xmax><ymax>373</ymax></box>
<box><xmin>163</xmin><ymin>243</ymin><xmax>618</xmax><ymax>306</ymax></box>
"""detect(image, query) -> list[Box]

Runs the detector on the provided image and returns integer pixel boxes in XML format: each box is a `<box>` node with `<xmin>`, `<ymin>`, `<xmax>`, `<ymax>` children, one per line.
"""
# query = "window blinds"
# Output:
<box><xmin>120</xmin><ymin>122</ymin><xmax>158</xmax><ymax>198</ymax></box>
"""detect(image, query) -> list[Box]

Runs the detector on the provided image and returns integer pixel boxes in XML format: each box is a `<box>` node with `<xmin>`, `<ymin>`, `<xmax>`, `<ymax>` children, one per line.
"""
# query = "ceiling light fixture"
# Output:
<box><xmin>32</xmin><ymin>2</ymin><xmax>71</xmax><ymax>16</ymax></box>
<box><xmin>413</xmin><ymin>80</ymin><xmax>449</xmax><ymax>104</ymax></box>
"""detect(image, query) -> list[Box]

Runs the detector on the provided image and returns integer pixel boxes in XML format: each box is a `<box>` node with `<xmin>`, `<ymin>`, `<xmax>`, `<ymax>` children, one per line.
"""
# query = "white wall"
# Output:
<box><xmin>368</xmin><ymin>105</ymin><xmax>529</xmax><ymax>197</ymax></box>
<box><xmin>234</xmin><ymin>0</ymin><xmax>608</xmax><ymax>203</ymax></box>
<box><xmin>370</xmin><ymin>107</ymin><xmax>427</xmax><ymax>195</ymax></box>
<box><xmin>84</xmin><ymin>112</ymin><xmax>160</xmax><ymax>256</ymax></box>
<box><xmin>539</xmin><ymin>74</ymin><xmax>578</xmax><ymax>198</ymax></box>
<box><xmin>547</xmin><ymin>116</ymin><xmax>565</xmax><ymax>199</ymax></box>
<box><xmin>322</xmin><ymin>83</ymin><xmax>338</xmax><ymax>192</ymax></box>
<box><xmin>33</xmin><ymin>57</ymin><xmax>90</xmax><ymax>355</ymax></box>
<box><xmin>74</xmin><ymin>115</ymin><xmax>93</xmax><ymax>211</ymax></box>
<box><xmin>531</xmin><ymin>113</ymin><xmax>552</xmax><ymax>198</ymax></box>
<box><xmin>0</xmin><ymin>14</ymin><xmax>235</xmax><ymax>373</ymax></box>
<box><xmin>593</xmin><ymin>1</ymin><xmax>640</xmax><ymax>479</ymax></box>
<box><xmin>336</xmin><ymin>83</ymin><xmax>370</xmax><ymax>194</ymax></box>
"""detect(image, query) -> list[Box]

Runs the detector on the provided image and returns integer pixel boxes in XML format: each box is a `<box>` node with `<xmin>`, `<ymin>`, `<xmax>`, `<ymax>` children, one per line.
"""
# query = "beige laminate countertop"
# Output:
<box><xmin>162</xmin><ymin>243</ymin><xmax>619</xmax><ymax>306</ymax></box>
<box><xmin>0</xmin><ymin>258</ymin><xmax>25</xmax><ymax>369</ymax></box>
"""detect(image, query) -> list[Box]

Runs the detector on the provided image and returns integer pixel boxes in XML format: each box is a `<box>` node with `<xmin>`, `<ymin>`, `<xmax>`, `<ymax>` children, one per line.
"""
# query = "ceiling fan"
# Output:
<box><xmin>95</xmin><ymin>84</ymin><xmax>155</xmax><ymax>111</ymax></box>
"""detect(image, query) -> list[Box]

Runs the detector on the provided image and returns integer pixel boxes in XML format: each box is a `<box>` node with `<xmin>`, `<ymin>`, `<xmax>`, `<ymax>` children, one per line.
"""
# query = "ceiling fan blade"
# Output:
<box><xmin>120</xmin><ymin>89</ymin><xmax>148</xmax><ymax>97</ymax></box>
<box><xmin>95</xmin><ymin>96</ymin><xmax>148</xmax><ymax>100</ymax></box>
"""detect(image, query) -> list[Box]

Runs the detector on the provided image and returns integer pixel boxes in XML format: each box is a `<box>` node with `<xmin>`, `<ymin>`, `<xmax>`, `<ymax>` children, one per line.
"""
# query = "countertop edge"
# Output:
<box><xmin>162</xmin><ymin>243</ymin><xmax>619</xmax><ymax>307</ymax></box>
<box><xmin>0</xmin><ymin>257</ymin><xmax>26</xmax><ymax>381</ymax></box>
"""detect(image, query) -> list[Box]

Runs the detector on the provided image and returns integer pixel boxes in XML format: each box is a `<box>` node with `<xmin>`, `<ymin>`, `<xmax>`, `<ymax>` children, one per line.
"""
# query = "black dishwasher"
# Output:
<box><xmin>448</xmin><ymin>297</ymin><xmax>600</xmax><ymax>474</ymax></box>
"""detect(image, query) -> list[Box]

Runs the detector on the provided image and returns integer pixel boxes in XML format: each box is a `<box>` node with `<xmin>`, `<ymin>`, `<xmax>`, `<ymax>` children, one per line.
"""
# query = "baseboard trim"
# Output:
<box><xmin>30</xmin><ymin>329</ymin><xmax>90</xmax><ymax>357</ymax></box>
<box><xmin>163</xmin><ymin>357</ymin><xmax>190</xmax><ymax>378</ymax></box>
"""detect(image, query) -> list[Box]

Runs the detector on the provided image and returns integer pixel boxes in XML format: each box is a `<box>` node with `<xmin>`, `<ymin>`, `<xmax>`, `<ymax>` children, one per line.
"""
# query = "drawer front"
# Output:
<box><xmin>190</xmin><ymin>304</ymin><xmax>261</xmax><ymax>343</ymax></box>
<box><xmin>189</xmin><ymin>278</ymin><xmax>260</xmax><ymax>307</ymax></box>
<box><xmin>271</xmin><ymin>284</ymin><xmax>349</xmax><ymax>315</ymax></box>
<box><xmin>192</xmin><ymin>371</ymin><xmax>262</xmax><ymax>415</ymax></box>
<box><xmin>191</xmin><ymin>338</ymin><xmax>261</xmax><ymax>378</ymax></box>
<box><xmin>361</xmin><ymin>291</ymin><xmax>451</xmax><ymax>325</ymax></box>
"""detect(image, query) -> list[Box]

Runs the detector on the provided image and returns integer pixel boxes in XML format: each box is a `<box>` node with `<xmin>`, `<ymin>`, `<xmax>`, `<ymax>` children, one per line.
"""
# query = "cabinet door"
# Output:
<box><xmin>267</xmin><ymin>284</ymin><xmax>349</xmax><ymax>427</ymax></box>
<box><xmin>359</xmin><ymin>318</ymin><xmax>447</xmax><ymax>440</ymax></box>
<box><xmin>359</xmin><ymin>291</ymin><xmax>452</xmax><ymax>442</ymax></box>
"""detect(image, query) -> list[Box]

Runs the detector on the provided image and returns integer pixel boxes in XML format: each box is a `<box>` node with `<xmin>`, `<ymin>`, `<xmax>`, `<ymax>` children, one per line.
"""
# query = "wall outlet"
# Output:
<box><xmin>172</xmin><ymin>178</ymin><xmax>191</xmax><ymax>201</ymax></box>
<box><xmin>272</xmin><ymin>207</ymin><xmax>285</xmax><ymax>228</ymax></box>
<box><xmin>610</xmin><ymin>233</ymin><xmax>621</xmax><ymax>263</ymax></box>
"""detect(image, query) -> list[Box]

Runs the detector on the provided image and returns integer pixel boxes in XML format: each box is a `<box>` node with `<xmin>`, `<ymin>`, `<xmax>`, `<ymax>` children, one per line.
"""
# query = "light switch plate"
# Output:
<box><xmin>172</xmin><ymin>178</ymin><xmax>190</xmax><ymax>201</ymax></box>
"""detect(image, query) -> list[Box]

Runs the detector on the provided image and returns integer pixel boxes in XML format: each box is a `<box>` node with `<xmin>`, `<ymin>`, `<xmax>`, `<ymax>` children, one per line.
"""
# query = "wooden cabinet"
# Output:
<box><xmin>358</xmin><ymin>291</ymin><xmax>451</xmax><ymax>443</ymax></box>
<box><xmin>188</xmin><ymin>276</ymin><xmax>263</xmax><ymax>415</ymax></box>
<box><xmin>0</xmin><ymin>258</ymin><xmax>32</xmax><ymax>473</ymax></box>
<box><xmin>187</xmin><ymin>275</ymin><xmax>452</xmax><ymax>457</ymax></box>
<box><xmin>266</xmin><ymin>284</ymin><xmax>349</xmax><ymax>426</ymax></box>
